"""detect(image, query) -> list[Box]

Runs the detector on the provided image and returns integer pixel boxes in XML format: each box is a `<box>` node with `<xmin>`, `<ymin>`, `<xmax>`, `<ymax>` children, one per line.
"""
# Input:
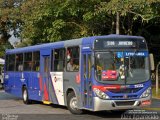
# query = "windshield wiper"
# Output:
<box><xmin>125</xmin><ymin>49</ymin><xmax>139</xmax><ymax>84</ymax></box>
<box><xmin>129</xmin><ymin>49</ymin><xmax>139</xmax><ymax>75</ymax></box>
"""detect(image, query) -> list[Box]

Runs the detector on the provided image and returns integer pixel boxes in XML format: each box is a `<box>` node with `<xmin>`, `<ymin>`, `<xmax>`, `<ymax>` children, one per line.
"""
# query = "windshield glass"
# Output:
<box><xmin>95</xmin><ymin>51</ymin><xmax>150</xmax><ymax>84</ymax></box>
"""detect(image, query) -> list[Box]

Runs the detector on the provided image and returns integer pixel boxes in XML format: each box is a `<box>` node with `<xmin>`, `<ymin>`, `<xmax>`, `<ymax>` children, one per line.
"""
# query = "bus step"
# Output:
<box><xmin>43</xmin><ymin>101</ymin><xmax>52</xmax><ymax>105</ymax></box>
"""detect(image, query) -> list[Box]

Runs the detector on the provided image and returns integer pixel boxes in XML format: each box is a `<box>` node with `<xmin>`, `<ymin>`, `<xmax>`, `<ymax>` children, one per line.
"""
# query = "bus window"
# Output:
<box><xmin>24</xmin><ymin>52</ymin><xmax>32</xmax><ymax>71</ymax></box>
<box><xmin>7</xmin><ymin>54</ymin><xmax>15</xmax><ymax>71</ymax></box>
<box><xmin>16</xmin><ymin>53</ymin><xmax>23</xmax><ymax>71</ymax></box>
<box><xmin>88</xmin><ymin>55</ymin><xmax>91</xmax><ymax>79</ymax></box>
<box><xmin>83</xmin><ymin>55</ymin><xmax>86</xmax><ymax>78</ymax></box>
<box><xmin>66</xmin><ymin>46</ymin><xmax>79</xmax><ymax>72</ymax></box>
<box><xmin>33</xmin><ymin>51</ymin><xmax>40</xmax><ymax>71</ymax></box>
<box><xmin>52</xmin><ymin>49</ymin><xmax>65</xmax><ymax>71</ymax></box>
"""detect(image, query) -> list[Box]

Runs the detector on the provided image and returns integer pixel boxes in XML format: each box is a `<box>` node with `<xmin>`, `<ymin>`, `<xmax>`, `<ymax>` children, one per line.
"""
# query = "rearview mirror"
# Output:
<box><xmin>149</xmin><ymin>53</ymin><xmax>155</xmax><ymax>71</ymax></box>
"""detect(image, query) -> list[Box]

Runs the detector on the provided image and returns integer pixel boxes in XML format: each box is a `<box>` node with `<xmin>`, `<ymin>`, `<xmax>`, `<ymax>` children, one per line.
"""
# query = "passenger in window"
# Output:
<box><xmin>36</xmin><ymin>63</ymin><xmax>40</xmax><ymax>71</ymax></box>
<box><xmin>33</xmin><ymin>62</ymin><xmax>39</xmax><ymax>71</ymax></box>
<box><xmin>67</xmin><ymin>50</ymin><xmax>71</xmax><ymax>61</ymax></box>
<box><xmin>73</xmin><ymin>59</ymin><xmax>79</xmax><ymax>71</ymax></box>
<box><xmin>57</xmin><ymin>61</ymin><xmax>64</xmax><ymax>71</ymax></box>
<box><xmin>28</xmin><ymin>61</ymin><xmax>32</xmax><ymax>71</ymax></box>
<box><xmin>67</xmin><ymin>59</ymin><xmax>74</xmax><ymax>71</ymax></box>
<box><xmin>18</xmin><ymin>64</ymin><xmax>23</xmax><ymax>71</ymax></box>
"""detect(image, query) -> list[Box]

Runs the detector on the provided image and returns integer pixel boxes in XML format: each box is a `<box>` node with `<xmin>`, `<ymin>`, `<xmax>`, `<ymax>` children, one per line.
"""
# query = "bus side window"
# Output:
<box><xmin>6</xmin><ymin>54</ymin><xmax>15</xmax><ymax>71</ymax></box>
<box><xmin>52</xmin><ymin>49</ymin><xmax>65</xmax><ymax>71</ymax></box>
<box><xmin>16</xmin><ymin>53</ymin><xmax>23</xmax><ymax>71</ymax></box>
<box><xmin>33</xmin><ymin>51</ymin><xmax>40</xmax><ymax>71</ymax></box>
<box><xmin>66</xmin><ymin>46</ymin><xmax>79</xmax><ymax>72</ymax></box>
<box><xmin>24</xmin><ymin>52</ymin><xmax>32</xmax><ymax>71</ymax></box>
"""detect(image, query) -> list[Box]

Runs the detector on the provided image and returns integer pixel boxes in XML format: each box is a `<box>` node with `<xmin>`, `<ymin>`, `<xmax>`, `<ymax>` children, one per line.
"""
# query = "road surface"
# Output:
<box><xmin>0</xmin><ymin>90</ymin><xmax>159</xmax><ymax>120</ymax></box>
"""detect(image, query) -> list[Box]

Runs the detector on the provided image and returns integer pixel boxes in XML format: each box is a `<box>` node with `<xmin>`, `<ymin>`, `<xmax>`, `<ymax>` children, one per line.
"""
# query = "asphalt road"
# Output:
<box><xmin>0</xmin><ymin>90</ymin><xmax>160</xmax><ymax>120</ymax></box>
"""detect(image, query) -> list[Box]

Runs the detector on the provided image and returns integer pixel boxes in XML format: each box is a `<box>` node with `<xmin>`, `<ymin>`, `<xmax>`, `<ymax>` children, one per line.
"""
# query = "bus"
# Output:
<box><xmin>4</xmin><ymin>34</ymin><xmax>153</xmax><ymax>114</ymax></box>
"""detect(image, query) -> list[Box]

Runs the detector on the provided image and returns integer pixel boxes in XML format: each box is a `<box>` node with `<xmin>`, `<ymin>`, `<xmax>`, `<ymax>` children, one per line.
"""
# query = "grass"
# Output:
<box><xmin>152</xmin><ymin>87</ymin><xmax>160</xmax><ymax>99</ymax></box>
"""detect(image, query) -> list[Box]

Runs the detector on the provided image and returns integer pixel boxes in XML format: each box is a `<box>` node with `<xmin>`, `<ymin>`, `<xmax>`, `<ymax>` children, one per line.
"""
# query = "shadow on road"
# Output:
<box><xmin>0</xmin><ymin>90</ymin><xmax>21</xmax><ymax>100</ymax></box>
<box><xmin>83</xmin><ymin>110</ymin><xmax>123</xmax><ymax>118</ymax></box>
<box><xmin>31</xmin><ymin>100</ymin><xmax>124</xmax><ymax>118</ymax></box>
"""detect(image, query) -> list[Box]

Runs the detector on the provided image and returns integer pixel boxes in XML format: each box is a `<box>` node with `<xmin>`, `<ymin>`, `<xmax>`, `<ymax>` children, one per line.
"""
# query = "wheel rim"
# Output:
<box><xmin>70</xmin><ymin>97</ymin><xmax>78</xmax><ymax>110</ymax></box>
<box><xmin>23</xmin><ymin>90</ymin><xmax>27</xmax><ymax>101</ymax></box>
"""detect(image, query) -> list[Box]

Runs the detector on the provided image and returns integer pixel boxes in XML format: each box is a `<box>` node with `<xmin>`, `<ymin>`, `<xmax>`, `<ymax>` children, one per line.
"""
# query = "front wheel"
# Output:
<box><xmin>22</xmin><ymin>87</ymin><xmax>31</xmax><ymax>104</ymax></box>
<box><xmin>67</xmin><ymin>92</ymin><xmax>83</xmax><ymax>114</ymax></box>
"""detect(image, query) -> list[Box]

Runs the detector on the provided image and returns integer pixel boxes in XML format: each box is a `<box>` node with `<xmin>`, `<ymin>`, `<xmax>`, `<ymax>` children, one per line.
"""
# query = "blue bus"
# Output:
<box><xmin>4</xmin><ymin>34</ymin><xmax>152</xmax><ymax>114</ymax></box>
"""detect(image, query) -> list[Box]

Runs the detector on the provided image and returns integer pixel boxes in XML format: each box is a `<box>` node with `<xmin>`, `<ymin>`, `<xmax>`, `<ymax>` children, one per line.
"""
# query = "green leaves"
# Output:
<box><xmin>16</xmin><ymin>0</ymin><xmax>105</xmax><ymax>44</ymax></box>
<box><xmin>97</xmin><ymin>0</ymin><xmax>160</xmax><ymax>21</ymax></box>
<box><xmin>0</xmin><ymin>0</ymin><xmax>160</xmax><ymax>48</ymax></box>
<box><xmin>95</xmin><ymin>0</ymin><xmax>160</xmax><ymax>35</ymax></box>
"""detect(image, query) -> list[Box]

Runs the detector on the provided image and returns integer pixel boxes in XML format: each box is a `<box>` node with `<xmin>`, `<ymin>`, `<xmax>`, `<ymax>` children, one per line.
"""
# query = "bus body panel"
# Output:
<box><xmin>5</xmin><ymin>72</ymin><xmax>16</xmax><ymax>95</ymax></box>
<box><xmin>93</xmin><ymin>95</ymin><xmax>151</xmax><ymax>111</ymax></box>
<box><xmin>63</xmin><ymin>72</ymin><xmax>81</xmax><ymax>106</ymax></box>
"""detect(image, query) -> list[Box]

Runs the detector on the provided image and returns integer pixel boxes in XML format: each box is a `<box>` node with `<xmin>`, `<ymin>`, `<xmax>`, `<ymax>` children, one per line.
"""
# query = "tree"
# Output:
<box><xmin>0</xmin><ymin>0</ymin><xmax>23</xmax><ymax>43</ymax></box>
<box><xmin>0</xmin><ymin>42</ymin><xmax>13</xmax><ymax>58</ymax></box>
<box><xmin>0</xmin><ymin>0</ymin><xmax>160</xmax><ymax>48</ymax></box>
<box><xmin>19</xmin><ymin>0</ymin><xmax>109</xmax><ymax>45</ymax></box>
<box><xmin>0</xmin><ymin>0</ymin><xmax>22</xmax><ymax>56</ymax></box>
<box><xmin>96</xmin><ymin>0</ymin><xmax>160</xmax><ymax>35</ymax></box>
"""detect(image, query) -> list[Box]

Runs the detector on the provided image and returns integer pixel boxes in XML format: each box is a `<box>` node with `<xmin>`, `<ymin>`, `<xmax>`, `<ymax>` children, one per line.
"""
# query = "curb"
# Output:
<box><xmin>152</xmin><ymin>97</ymin><xmax>160</xmax><ymax>100</ymax></box>
<box><xmin>143</xmin><ymin>107</ymin><xmax>160</xmax><ymax>111</ymax></box>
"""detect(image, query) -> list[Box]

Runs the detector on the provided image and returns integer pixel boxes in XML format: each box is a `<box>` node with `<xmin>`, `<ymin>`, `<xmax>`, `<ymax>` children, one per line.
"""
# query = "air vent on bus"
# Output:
<box><xmin>111</xmin><ymin>95</ymin><xmax>138</xmax><ymax>99</ymax></box>
<box><xmin>115</xmin><ymin>101</ymin><xmax>135</xmax><ymax>106</ymax></box>
<box><xmin>108</xmin><ymin>88</ymin><xmax>142</xmax><ymax>93</ymax></box>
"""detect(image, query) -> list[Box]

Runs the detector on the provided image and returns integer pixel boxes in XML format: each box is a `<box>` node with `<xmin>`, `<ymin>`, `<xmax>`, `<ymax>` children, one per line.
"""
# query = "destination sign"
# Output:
<box><xmin>104</xmin><ymin>41</ymin><xmax>136</xmax><ymax>48</ymax></box>
<box><xmin>94</xmin><ymin>38</ymin><xmax>147</xmax><ymax>50</ymax></box>
<box><xmin>117</xmin><ymin>51</ymin><xmax>148</xmax><ymax>58</ymax></box>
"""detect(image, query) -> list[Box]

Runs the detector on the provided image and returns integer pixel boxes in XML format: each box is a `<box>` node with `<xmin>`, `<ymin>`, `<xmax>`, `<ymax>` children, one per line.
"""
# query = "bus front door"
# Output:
<box><xmin>41</xmin><ymin>55</ymin><xmax>51</xmax><ymax>102</ymax></box>
<box><xmin>82</xmin><ymin>52</ymin><xmax>93</xmax><ymax>109</ymax></box>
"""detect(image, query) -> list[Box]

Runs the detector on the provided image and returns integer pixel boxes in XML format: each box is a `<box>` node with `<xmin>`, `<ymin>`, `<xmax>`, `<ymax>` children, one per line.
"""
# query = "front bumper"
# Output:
<box><xmin>93</xmin><ymin>96</ymin><xmax>151</xmax><ymax>111</ymax></box>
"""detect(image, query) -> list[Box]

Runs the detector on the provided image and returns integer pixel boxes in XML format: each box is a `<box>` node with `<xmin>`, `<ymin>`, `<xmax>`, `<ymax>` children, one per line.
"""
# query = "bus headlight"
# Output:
<box><xmin>93</xmin><ymin>88</ymin><xmax>109</xmax><ymax>99</ymax></box>
<box><xmin>140</xmin><ymin>87</ymin><xmax>151</xmax><ymax>98</ymax></box>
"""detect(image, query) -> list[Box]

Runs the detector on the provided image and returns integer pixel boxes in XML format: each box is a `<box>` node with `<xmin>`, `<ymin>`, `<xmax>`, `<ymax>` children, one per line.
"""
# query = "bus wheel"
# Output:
<box><xmin>67</xmin><ymin>92</ymin><xmax>83</xmax><ymax>114</ymax></box>
<box><xmin>22</xmin><ymin>87</ymin><xmax>31</xmax><ymax>104</ymax></box>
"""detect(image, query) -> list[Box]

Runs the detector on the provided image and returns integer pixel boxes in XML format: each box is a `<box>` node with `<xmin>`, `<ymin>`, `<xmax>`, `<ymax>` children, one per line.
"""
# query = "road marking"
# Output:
<box><xmin>43</xmin><ymin>101</ymin><xmax>52</xmax><ymax>105</ymax></box>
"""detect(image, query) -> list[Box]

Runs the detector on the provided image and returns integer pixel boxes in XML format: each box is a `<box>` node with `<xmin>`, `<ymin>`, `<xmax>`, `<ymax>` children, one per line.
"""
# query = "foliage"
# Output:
<box><xmin>96</xmin><ymin>0</ymin><xmax>160</xmax><ymax>35</ymax></box>
<box><xmin>19</xmin><ymin>0</ymin><xmax>109</xmax><ymax>45</ymax></box>
<box><xmin>97</xmin><ymin>0</ymin><xmax>160</xmax><ymax>21</ymax></box>
<box><xmin>0</xmin><ymin>0</ymin><xmax>23</xmax><ymax>43</ymax></box>
<box><xmin>0</xmin><ymin>42</ymin><xmax>13</xmax><ymax>58</ymax></box>
<box><xmin>0</xmin><ymin>0</ymin><xmax>160</xmax><ymax>47</ymax></box>
<box><xmin>0</xmin><ymin>0</ymin><xmax>22</xmax><ymax>57</ymax></box>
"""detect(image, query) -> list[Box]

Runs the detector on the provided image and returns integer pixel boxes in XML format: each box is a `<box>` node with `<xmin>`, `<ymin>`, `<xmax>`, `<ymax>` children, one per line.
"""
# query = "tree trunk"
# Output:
<box><xmin>116</xmin><ymin>12</ymin><xmax>120</xmax><ymax>34</ymax></box>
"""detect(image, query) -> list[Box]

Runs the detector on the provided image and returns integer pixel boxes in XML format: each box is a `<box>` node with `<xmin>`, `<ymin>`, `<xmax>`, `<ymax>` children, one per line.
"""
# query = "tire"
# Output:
<box><xmin>67</xmin><ymin>92</ymin><xmax>83</xmax><ymax>114</ymax></box>
<box><xmin>22</xmin><ymin>87</ymin><xmax>31</xmax><ymax>104</ymax></box>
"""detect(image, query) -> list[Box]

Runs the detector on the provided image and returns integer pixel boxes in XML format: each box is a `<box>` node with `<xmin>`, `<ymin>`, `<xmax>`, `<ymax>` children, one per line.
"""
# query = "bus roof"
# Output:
<box><xmin>6</xmin><ymin>34</ymin><xmax>144</xmax><ymax>54</ymax></box>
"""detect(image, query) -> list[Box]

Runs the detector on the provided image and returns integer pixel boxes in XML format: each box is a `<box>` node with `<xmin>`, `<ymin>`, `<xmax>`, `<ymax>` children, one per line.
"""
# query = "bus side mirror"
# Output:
<box><xmin>149</xmin><ymin>53</ymin><xmax>155</xmax><ymax>71</ymax></box>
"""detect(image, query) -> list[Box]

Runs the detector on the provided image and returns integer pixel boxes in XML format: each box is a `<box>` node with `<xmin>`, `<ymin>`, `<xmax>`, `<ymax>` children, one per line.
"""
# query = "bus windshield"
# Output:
<box><xmin>95</xmin><ymin>51</ymin><xmax>150</xmax><ymax>85</ymax></box>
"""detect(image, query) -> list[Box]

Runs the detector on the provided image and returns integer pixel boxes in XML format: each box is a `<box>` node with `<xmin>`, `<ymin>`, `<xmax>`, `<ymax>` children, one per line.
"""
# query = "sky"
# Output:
<box><xmin>8</xmin><ymin>31</ymin><xmax>20</xmax><ymax>47</ymax></box>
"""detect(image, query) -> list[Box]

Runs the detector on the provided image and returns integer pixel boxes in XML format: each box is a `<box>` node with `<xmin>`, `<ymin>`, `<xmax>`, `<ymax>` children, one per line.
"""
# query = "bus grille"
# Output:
<box><xmin>115</xmin><ymin>101</ymin><xmax>135</xmax><ymax>106</ymax></box>
<box><xmin>108</xmin><ymin>88</ymin><xmax>141</xmax><ymax>93</ymax></box>
<box><xmin>111</xmin><ymin>95</ymin><xmax>138</xmax><ymax>99</ymax></box>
